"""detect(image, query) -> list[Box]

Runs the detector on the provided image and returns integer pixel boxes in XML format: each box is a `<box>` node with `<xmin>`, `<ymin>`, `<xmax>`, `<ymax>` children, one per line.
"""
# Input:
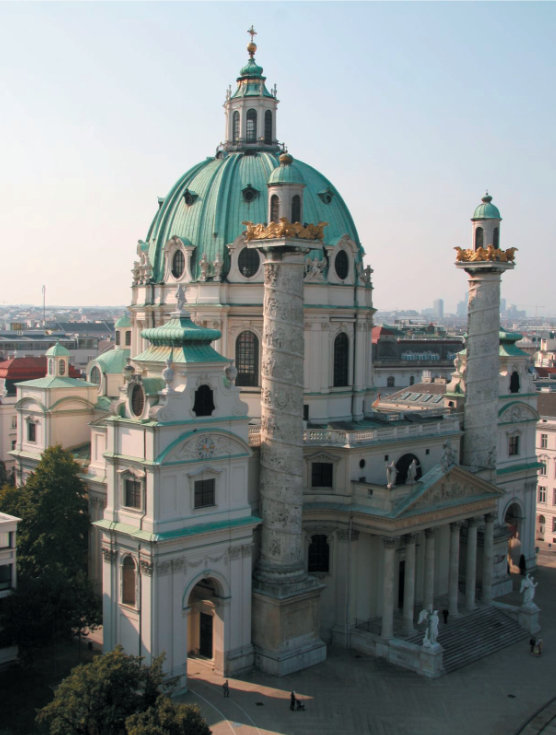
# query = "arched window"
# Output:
<box><xmin>335</xmin><ymin>250</ymin><xmax>349</xmax><ymax>279</ymax></box>
<box><xmin>409</xmin><ymin>376</ymin><xmax>415</xmax><ymax>386</ymax></box>
<box><xmin>236</xmin><ymin>331</ymin><xmax>259</xmax><ymax>386</ymax></box>
<box><xmin>308</xmin><ymin>534</ymin><xmax>330</xmax><ymax>573</ymax></box>
<box><xmin>333</xmin><ymin>333</ymin><xmax>349</xmax><ymax>387</ymax></box>
<box><xmin>387</xmin><ymin>376</ymin><xmax>395</xmax><ymax>388</ymax></box>
<box><xmin>270</xmin><ymin>194</ymin><xmax>279</xmax><ymax>223</ymax></box>
<box><xmin>291</xmin><ymin>195</ymin><xmax>301</xmax><ymax>223</ymax></box>
<box><xmin>264</xmin><ymin>110</ymin><xmax>272</xmax><ymax>144</ymax></box>
<box><xmin>90</xmin><ymin>366</ymin><xmax>101</xmax><ymax>385</ymax></box>
<box><xmin>116</xmin><ymin>331</ymin><xmax>121</xmax><ymax>346</ymax></box>
<box><xmin>59</xmin><ymin>360</ymin><xmax>66</xmax><ymax>376</ymax></box>
<box><xmin>193</xmin><ymin>385</ymin><xmax>215</xmax><ymax>416</ymax></box>
<box><xmin>122</xmin><ymin>556</ymin><xmax>136</xmax><ymax>606</ymax></box>
<box><xmin>493</xmin><ymin>226</ymin><xmax>500</xmax><ymax>249</ymax></box>
<box><xmin>131</xmin><ymin>384</ymin><xmax>145</xmax><ymax>417</ymax></box>
<box><xmin>232</xmin><ymin>111</ymin><xmax>240</xmax><ymax>142</ymax></box>
<box><xmin>510</xmin><ymin>371</ymin><xmax>520</xmax><ymax>393</ymax></box>
<box><xmin>172</xmin><ymin>249</ymin><xmax>185</xmax><ymax>278</ymax></box>
<box><xmin>125</xmin><ymin>331</ymin><xmax>131</xmax><ymax>346</ymax></box>
<box><xmin>246</xmin><ymin>109</ymin><xmax>257</xmax><ymax>142</ymax></box>
<box><xmin>475</xmin><ymin>227</ymin><xmax>484</xmax><ymax>249</ymax></box>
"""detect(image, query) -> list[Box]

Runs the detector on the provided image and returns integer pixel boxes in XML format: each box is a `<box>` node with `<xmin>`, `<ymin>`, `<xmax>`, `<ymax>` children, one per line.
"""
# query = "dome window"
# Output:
<box><xmin>242</xmin><ymin>185</ymin><xmax>259</xmax><ymax>203</ymax></box>
<box><xmin>270</xmin><ymin>195</ymin><xmax>279</xmax><ymax>223</ymax></box>
<box><xmin>90</xmin><ymin>366</ymin><xmax>101</xmax><ymax>385</ymax></box>
<box><xmin>475</xmin><ymin>227</ymin><xmax>484</xmax><ymax>250</ymax></box>
<box><xmin>246</xmin><ymin>109</ymin><xmax>257</xmax><ymax>142</ymax></box>
<box><xmin>131</xmin><ymin>384</ymin><xmax>145</xmax><ymax>417</ymax></box>
<box><xmin>318</xmin><ymin>188</ymin><xmax>334</xmax><ymax>204</ymax></box>
<box><xmin>171</xmin><ymin>249</ymin><xmax>185</xmax><ymax>278</ymax></box>
<box><xmin>264</xmin><ymin>110</ymin><xmax>272</xmax><ymax>144</ymax></box>
<box><xmin>59</xmin><ymin>360</ymin><xmax>66</xmax><ymax>376</ymax></box>
<box><xmin>183</xmin><ymin>189</ymin><xmax>198</xmax><ymax>206</ymax></box>
<box><xmin>335</xmin><ymin>250</ymin><xmax>349</xmax><ymax>280</ymax></box>
<box><xmin>493</xmin><ymin>227</ymin><xmax>500</xmax><ymax>248</ymax></box>
<box><xmin>238</xmin><ymin>247</ymin><xmax>260</xmax><ymax>278</ymax></box>
<box><xmin>232</xmin><ymin>111</ymin><xmax>240</xmax><ymax>143</ymax></box>
<box><xmin>291</xmin><ymin>195</ymin><xmax>301</xmax><ymax>223</ymax></box>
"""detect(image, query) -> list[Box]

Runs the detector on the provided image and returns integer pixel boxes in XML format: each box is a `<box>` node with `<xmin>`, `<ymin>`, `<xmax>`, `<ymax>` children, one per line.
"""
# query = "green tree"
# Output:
<box><xmin>36</xmin><ymin>647</ymin><xmax>194</xmax><ymax>735</ymax></box>
<box><xmin>0</xmin><ymin>446</ymin><xmax>100</xmax><ymax>649</ymax></box>
<box><xmin>126</xmin><ymin>697</ymin><xmax>211</xmax><ymax>735</ymax></box>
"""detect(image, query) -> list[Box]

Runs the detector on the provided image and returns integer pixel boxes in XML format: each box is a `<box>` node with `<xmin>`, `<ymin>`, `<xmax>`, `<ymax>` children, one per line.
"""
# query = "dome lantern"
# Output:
<box><xmin>471</xmin><ymin>191</ymin><xmax>502</xmax><ymax>251</ymax></box>
<box><xmin>224</xmin><ymin>28</ymin><xmax>280</xmax><ymax>153</ymax></box>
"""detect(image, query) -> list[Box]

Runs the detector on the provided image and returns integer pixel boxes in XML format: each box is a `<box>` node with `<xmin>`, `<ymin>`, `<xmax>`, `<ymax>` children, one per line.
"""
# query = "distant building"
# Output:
<box><xmin>0</xmin><ymin>512</ymin><xmax>20</xmax><ymax>667</ymax></box>
<box><xmin>535</xmin><ymin>393</ymin><xmax>556</xmax><ymax>543</ymax></box>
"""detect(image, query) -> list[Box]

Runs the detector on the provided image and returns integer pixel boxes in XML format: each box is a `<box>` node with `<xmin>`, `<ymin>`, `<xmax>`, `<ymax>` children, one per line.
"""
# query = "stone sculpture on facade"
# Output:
<box><xmin>386</xmin><ymin>461</ymin><xmax>397</xmax><ymax>489</ymax></box>
<box><xmin>520</xmin><ymin>573</ymin><xmax>538</xmax><ymax>606</ymax></box>
<box><xmin>407</xmin><ymin>458</ymin><xmax>419</xmax><ymax>484</ymax></box>
<box><xmin>418</xmin><ymin>608</ymin><xmax>440</xmax><ymax>647</ymax></box>
<box><xmin>441</xmin><ymin>441</ymin><xmax>456</xmax><ymax>470</ymax></box>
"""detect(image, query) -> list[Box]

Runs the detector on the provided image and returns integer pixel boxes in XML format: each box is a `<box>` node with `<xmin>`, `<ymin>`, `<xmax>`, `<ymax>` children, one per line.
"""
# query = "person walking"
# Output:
<box><xmin>223</xmin><ymin>679</ymin><xmax>230</xmax><ymax>697</ymax></box>
<box><xmin>290</xmin><ymin>691</ymin><xmax>296</xmax><ymax>711</ymax></box>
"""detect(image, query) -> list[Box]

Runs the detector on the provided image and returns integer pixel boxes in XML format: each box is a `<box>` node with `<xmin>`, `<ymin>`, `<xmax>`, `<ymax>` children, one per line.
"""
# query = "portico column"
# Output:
<box><xmin>449</xmin><ymin>522</ymin><xmax>462</xmax><ymax>617</ymax></box>
<box><xmin>423</xmin><ymin>528</ymin><xmax>435</xmax><ymax>611</ymax></box>
<box><xmin>381</xmin><ymin>537</ymin><xmax>397</xmax><ymax>639</ymax></box>
<box><xmin>482</xmin><ymin>513</ymin><xmax>495</xmax><ymax>603</ymax></box>
<box><xmin>465</xmin><ymin>518</ymin><xmax>479</xmax><ymax>611</ymax></box>
<box><xmin>403</xmin><ymin>533</ymin><xmax>417</xmax><ymax>634</ymax></box>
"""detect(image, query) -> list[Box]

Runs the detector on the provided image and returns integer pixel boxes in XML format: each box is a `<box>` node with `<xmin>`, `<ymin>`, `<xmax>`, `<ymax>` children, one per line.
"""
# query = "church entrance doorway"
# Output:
<box><xmin>199</xmin><ymin>612</ymin><xmax>213</xmax><ymax>658</ymax></box>
<box><xmin>187</xmin><ymin>577</ymin><xmax>223</xmax><ymax>669</ymax></box>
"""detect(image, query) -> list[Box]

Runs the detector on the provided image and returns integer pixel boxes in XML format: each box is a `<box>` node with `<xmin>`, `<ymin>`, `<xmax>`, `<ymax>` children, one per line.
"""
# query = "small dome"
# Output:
<box><xmin>45</xmin><ymin>342</ymin><xmax>70</xmax><ymax>357</ymax></box>
<box><xmin>115</xmin><ymin>314</ymin><xmax>131</xmax><ymax>328</ymax></box>
<box><xmin>268</xmin><ymin>156</ymin><xmax>304</xmax><ymax>185</ymax></box>
<box><xmin>239</xmin><ymin>57</ymin><xmax>264</xmax><ymax>79</ymax></box>
<box><xmin>472</xmin><ymin>192</ymin><xmax>501</xmax><ymax>221</ymax></box>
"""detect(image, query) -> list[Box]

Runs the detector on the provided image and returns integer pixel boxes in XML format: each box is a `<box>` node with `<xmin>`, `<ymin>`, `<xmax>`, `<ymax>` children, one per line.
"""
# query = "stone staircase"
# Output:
<box><xmin>405</xmin><ymin>606</ymin><xmax>529</xmax><ymax>673</ymax></box>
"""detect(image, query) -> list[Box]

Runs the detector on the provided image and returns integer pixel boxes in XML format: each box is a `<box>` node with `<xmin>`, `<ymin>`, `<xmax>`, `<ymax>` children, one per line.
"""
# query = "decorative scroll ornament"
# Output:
<box><xmin>243</xmin><ymin>218</ymin><xmax>328</xmax><ymax>242</ymax></box>
<box><xmin>454</xmin><ymin>245</ymin><xmax>518</xmax><ymax>263</ymax></box>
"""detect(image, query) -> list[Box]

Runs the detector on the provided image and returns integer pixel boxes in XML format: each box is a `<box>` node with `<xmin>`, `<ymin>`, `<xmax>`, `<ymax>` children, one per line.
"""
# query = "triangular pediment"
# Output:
<box><xmin>394</xmin><ymin>464</ymin><xmax>502</xmax><ymax>519</ymax></box>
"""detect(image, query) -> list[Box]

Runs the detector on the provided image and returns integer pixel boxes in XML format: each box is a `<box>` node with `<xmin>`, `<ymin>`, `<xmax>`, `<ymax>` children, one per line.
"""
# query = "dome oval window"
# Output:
<box><xmin>238</xmin><ymin>248</ymin><xmax>260</xmax><ymax>278</ymax></box>
<box><xmin>171</xmin><ymin>249</ymin><xmax>185</xmax><ymax>279</ymax></box>
<box><xmin>335</xmin><ymin>250</ymin><xmax>349</xmax><ymax>280</ymax></box>
<box><xmin>131</xmin><ymin>384</ymin><xmax>145</xmax><ymax>417</ymax></box>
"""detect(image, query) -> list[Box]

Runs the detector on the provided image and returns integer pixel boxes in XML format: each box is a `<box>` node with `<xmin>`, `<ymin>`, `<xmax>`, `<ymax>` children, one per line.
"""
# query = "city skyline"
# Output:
<box><xmin>1</xmin><ymin>2</ymin><xmax>555</xmax><ymax>313</ymax></box>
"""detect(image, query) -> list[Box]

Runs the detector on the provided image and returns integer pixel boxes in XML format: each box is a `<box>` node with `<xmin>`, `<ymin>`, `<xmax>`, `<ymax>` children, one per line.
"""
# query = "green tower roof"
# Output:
<box><xmin>45</xmin><ymin>342</ymin><xmax>70</xmax><ymax>357</ymax></box>
<box><xmin>268</xmin><ymin>154</ymin><xmax>305</xmax><ymax>185</ymax></box>
<box><xmin>472</xmin><ymin>193</ymin><xmax>501</xmax><ymax>221</ymax></box>
<box><xmin>115</xmin><ymin>314</ymin><xmax>131</xmax><ymax>328</ymax></box>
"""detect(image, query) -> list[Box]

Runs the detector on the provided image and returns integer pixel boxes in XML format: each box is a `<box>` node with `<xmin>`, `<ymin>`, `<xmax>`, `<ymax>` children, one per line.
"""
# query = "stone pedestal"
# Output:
<box><xmin>418</xmin><ymin>642</ymin><xmax>444</xmax><ymax>678</ymax></box>
<box><xmin>518</xmin><ymin>603</ymin><xmax>541</xmax><ymax>635</ymax></box>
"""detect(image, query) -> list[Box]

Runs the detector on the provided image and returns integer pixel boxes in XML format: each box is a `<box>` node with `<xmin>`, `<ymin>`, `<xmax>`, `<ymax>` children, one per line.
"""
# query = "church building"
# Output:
<box><xmin>11</xmin><ymin>33</ymin><xmax>537</xmax><ymax>683</ymax></box>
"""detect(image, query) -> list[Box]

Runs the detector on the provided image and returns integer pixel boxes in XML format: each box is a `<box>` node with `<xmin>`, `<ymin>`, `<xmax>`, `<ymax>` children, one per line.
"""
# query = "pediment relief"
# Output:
<box><xmin>499</xmin><ymin>401</ymin><xmax>539</xmax><ymax>424</ymax></box>
<box><xmin>161</xmin><ymin>431</ymin><xmax>250</xmax><ymax>465</ymax></box>
<box><xmin>395</xmin><ymin>465</ymin><xmax>500</xmax><ymax>517</ymax></box>
<box><xmin>306</xmin><ymin>450</ymin><xmax>339</xmax><ymax>464</ymax></box>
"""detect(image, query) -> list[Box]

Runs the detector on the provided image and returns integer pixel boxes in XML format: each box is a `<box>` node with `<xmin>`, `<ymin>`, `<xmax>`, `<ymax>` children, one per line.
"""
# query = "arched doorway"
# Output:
<box><xmin>187</xmin><ymin>576</ymin><xmax>225</xmax><ymax>670</ymax></box>
<box><xmin>505</xmin><ymin>502</ymin><xmax>523</xmax><ymax>572</ymax></box>
<box><xmin>537</xmin><ymin>514</ymin><xmax>546</xmax><ymax>541</ymax></box>
<box><xmin>395</xmin><ymin>453</ymin><xmax>422</xmax><ymax>485</ymax></box>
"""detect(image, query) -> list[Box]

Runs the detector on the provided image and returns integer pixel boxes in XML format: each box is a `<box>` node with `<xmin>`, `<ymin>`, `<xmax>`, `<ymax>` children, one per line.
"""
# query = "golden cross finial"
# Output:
<box><xmin>246</xmin><ymin>25</ymin><xmax>257</xmax><ymax>58</ymax></box>
<box><xmin>247</xmin><ymin>25</ymin><xmax>257</xmax><ymax>43</ymax></box>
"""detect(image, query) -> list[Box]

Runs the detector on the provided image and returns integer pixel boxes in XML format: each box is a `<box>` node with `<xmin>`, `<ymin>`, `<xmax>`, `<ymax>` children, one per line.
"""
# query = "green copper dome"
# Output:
<box><xmin>45</xmin><ymin>342</ymin><xmax>70</xmax><ymax>357</ymax></box>
<box><xmin>115</xmin><ymin>314</ymin><xmax>131</xmax><ymax>328</ymax></box>
<box><xmin>268</xmin><ymin>154</ymin><xmax>304</xmax><ymax>185</ymax></box>
<box><xmin>145</xmin><ymin>152</ymin><xmax>362</xmax><ymax>282</ymax></box>
<box><xmin>472</xmin><ymin>193</ymin><xmax>501</xmax><ymax>221</ymax></box>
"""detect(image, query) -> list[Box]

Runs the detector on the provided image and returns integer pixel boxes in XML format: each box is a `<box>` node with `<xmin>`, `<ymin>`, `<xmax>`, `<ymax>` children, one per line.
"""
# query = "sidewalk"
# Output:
<box><xmin>174</xmin><ymin>550</ymin><xmax>556</xmax><ymax>735</ymax></box>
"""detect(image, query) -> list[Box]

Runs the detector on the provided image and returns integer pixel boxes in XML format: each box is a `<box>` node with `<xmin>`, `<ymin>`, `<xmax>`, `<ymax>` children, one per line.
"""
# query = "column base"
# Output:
<box><xmin>252</xmin><ymin>577</ymin><xmax>326</xmax><ymax>676</ymax></box>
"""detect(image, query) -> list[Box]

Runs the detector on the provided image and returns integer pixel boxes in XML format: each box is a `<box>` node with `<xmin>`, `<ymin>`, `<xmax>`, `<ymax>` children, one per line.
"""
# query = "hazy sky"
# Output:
<box><xmin>1</xmin><ymin>1</ymin><xmax>555</xmax><ymax>315</ymax></box>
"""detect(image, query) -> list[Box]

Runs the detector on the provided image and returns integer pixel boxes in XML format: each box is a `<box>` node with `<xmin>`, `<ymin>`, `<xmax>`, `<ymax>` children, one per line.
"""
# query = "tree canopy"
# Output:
<box><xmin>36</xmin><ymin>647</ymin><xmax>211</xmax><ymax>735</ymax></box>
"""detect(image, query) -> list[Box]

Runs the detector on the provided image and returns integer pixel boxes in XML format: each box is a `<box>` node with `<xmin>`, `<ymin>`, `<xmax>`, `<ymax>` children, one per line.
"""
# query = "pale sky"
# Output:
<box><xmin>1</xmin><ymin>2</ymin><xmax>555</xmax><ymax>315</ymax></box>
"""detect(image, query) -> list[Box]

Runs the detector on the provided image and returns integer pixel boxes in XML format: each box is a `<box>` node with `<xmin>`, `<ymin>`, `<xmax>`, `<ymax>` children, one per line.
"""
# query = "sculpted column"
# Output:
<box><xmin>482</xmin><ymin>513</ymin><xmax>495</xmax><ymax>603</ymax></box>
<box><xmin>249</xmin><ymin>232</ymin><xmax>326</xmax><ymax>676</ymax></box>
<box><xmin>423</xmin><ymin>528</ymin><xmax>435</xmax><ymax>611</ymax></box>
<box><xmin>465</xmin><ymin>518</ymin><xmax>479</xmax><ymax>611</ymax></box>
<box><xmin>449</xmin><ymin>522</ymin><xmax>462</xmax><ymax>617</ymax></box>
<box><xmin>381</xmin><ymin>537</ymin><xmax>397</xmax><ymax>639</ymax></box>
<box><xmin>403</xmin><ymin>534</ymin><xmax>417</xmax><ymax>634</ymax></box>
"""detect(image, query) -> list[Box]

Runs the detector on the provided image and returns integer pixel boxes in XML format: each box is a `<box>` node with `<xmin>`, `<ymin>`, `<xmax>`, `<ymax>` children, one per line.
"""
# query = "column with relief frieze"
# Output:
<box><xmin>403</xmin><ymin>533</ymin><xmax>417</xmax><ymax>634</ymax></box>
<box><xmin>381</xmin><ymin>537</ymin><xmax>397</xmax><ymax>639</ymax></box>
<box><xmin>465</xmin><ymin>518</ymin><xmax>479</xmax><ymax>611</ymax></box>
<box><xmin>449</xmin><ymin>522</ymin><xmax>462</xmax><ymax>617</ymax></box>
<box><xmin>482</xmin><ymin>513</ymin><xmax>495</xmax><ymax>603</ymax></box>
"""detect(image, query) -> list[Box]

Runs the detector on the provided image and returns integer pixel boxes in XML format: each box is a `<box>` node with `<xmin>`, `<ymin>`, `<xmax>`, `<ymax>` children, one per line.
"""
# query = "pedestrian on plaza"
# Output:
<box><xmin>442</xmin><ymin>609</ymin><xmax>449</xmax><ymax>624</ymax></box>
<box><xmin>290</xmin><ymin>691</ymin><xmax>296</xmax><ymax>711</ymax></box>
<box><xmin>530</xmin><ymin>637</ymin><xmax>536</xmax><ymax>654</ymax></box>
<box><xmin>223</xmin><ymin>679</ymin><xmax>230</xmax><ymax>697</ymax></box>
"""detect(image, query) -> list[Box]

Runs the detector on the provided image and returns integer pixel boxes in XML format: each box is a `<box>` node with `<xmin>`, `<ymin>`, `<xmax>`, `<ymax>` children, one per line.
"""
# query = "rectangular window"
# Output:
<box><xmin>541</xmin><ymin>434</ymin><xmax>548</xmax><ymax>449</ymax></box>
<box><xmin>508</xmin><ymin>435</ymin><xmax>519</xmax><ymax>456</ymax></box>
<box><xmin>0</xmin><ymin>532</ymin><xmax>11</xmax><ymax>548</ymax></box>
<box><xmin>11</xmin><ymin>416</ymin><xmax>16</xmax><ymax>429</ymax></box>
<box><xmin>538</xmin><ymin>487</ymin><xmax>546</xmax><ymax>503</ymax></box>
<box><xmin>124</xmin><ymin>478</ymin><xmax>142</xmax><ymax>509</ymax></box>
<box><xmin>540</xmin><ymin>462</ymin><xmax>547</xmax><ymax>476</ymax></box>
<box><xmin>311</xmin><ymin>462</ymin><xmax>333</xmax><ymax>488</ymax></box>
<box><xmin>553</xmin><ymin>489</ymin><xmax>556</xmax><ymax>506</ymax></box>
<box><xmin>27</xmin><ymin>422</ymin><xmax>36</xmax><ymax>442</ymax></box>
<box><xmin>0</xmin><ymin>564</ymin><xmax>12</xmax><ymax>591</ymax></box>
<box><xmin>553</xmin><ymin>518</ymin><xmax>556</xmax><ymax>533</ymax></box>
<box><xmin>194</xmin><ymin>479</ymin><xmax>215</xmax><ymax>509</ymax></box>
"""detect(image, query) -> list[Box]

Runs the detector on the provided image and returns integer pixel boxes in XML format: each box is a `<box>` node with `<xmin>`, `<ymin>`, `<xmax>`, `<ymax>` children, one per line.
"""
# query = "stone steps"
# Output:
<box><xmin>405</xmin><ymin>606</ymin><xmax>529</xmax><ymax>673</ymax></box>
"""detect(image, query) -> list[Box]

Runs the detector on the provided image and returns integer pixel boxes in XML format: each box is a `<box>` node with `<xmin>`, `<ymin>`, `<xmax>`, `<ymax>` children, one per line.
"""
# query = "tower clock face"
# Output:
<box><xmin>196</xmin><ymin>436</ymin><xmax>215</xmax><ymax>458</ymax></box>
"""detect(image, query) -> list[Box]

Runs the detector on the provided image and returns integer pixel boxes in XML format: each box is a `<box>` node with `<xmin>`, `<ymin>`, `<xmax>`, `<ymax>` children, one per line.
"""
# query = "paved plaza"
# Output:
<box><xmin>176</xmin><ymin>546</ymin><xmax>556</xmax><ymax>735</ymax></box>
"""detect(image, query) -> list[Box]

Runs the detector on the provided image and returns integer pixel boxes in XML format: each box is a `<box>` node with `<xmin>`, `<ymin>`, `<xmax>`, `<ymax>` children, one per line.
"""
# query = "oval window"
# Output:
<box><xmin>238</xmin><ymin>248</ymin><xmax>260</xmax><ymax>278</ymax></box>
<box><xmin>131</xmin><ymin>384</ymin><xmax>145</xmax><ymax>417</ymax></box>
<box><xmin>172</xmin><ymin>250</ymin><xmax>185</xmax><ymax>279</ymax></box>
<box><xmin>335</xmin><ymin>250</ymin><xmax>349</xmax><ymax>280</ymax></box>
